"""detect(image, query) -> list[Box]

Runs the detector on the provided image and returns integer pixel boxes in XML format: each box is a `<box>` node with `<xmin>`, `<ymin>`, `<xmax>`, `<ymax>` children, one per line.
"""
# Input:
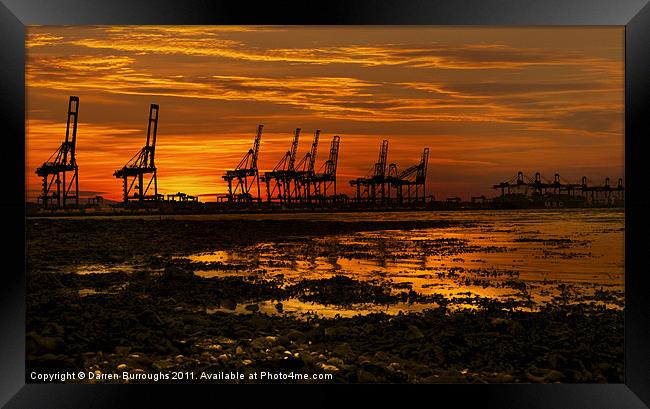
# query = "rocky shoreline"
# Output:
<box><xmin>26</xmin><ymin>218</ymin><xmax>624</xmax><ymax>383</ymax></box>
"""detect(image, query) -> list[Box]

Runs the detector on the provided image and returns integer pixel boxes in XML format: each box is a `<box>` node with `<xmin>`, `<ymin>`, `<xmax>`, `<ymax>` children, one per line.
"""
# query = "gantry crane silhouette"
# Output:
<box><xmin>222</xmin><ymin>124</ymin><xmax>263</xmax><ymax>203</ymax></box>
<box><xmin>311</xmin><ymin>135</ymin><xmax>340</xmax><ymax>203</ymax></box>
<box><xmin>36</xmin><ymin>96</ymin><xmax>80</xmax><ymax>208</ymax></box>
<box><xmin>295</xmin><ymin>129</ymin><xmax>320</xmax><ymax>202</ymax></box>
<box><xmin>350</xmin><ymin>139</ymin><xmax>389</xmax><ymax>204</ymax></box>
<box><xmin>262</xmin><ymin>128</ymin><xmax>301</xmax><ymax>203</ymax></box>
<box><xmin>493</xmin><ymin>171</ymin><xmax>625</xmax><ymax>205</ymax></box>
<box><xmin>387</xmin><ymin>147</ymin><xmax>429</xmax><ymax>203</ymax></box>
<box><xmin>113</xmin><ymin>104</ymin><xmax>160</xmax><ymax>205</ymax></box>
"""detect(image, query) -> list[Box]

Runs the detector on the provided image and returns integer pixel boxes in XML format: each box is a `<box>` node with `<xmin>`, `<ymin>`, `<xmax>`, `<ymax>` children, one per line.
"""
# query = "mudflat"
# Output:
<box><xmin>26</xmin><ymin>210</ymin><xmax>624</xmax><ymax>383</ymax></box>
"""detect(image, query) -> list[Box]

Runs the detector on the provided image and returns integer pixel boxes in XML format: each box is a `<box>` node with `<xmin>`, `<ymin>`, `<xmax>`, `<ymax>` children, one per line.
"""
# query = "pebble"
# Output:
<box><xmin>29</xmin><ymin>333</ymin><xmax>65</xmax><ymax>352</ymax></box>
<box><xmin>115</xmin><ymin>346</ymin><xmax>131</xmax><ymax>356</ymax></box>
<box><xmin>250</xmin><ymin>336</ymin><xmax>277</xmax><ymax>349</ymax></box>
<box><xmin>277</xmin><ymin>336</ymin><xmax>291</xmax><ymax>347</ymax></box>
<box><xmin>286</xmin><ymin>329</ymin><xmax>307</xmax><ymax>342</ymax></box>
<box><xmin>244</xmin><ymin>304</ymin><xmax>260</xmax><ymax>312</ymax></box>
<box><xmin>221</xmin><ymin>300</ymin><xmax>237</xmax><ymax>310</ymax></box>
<box><xmin>333</xmin><ymin>343</ymin><xmax>354</xmax><ymax>359</ymax></box>
<box><xmin>357</xmin><ymin>370</ymin><xmax>378</xmax><ymax>383</ymax></box>
<box><xmin>405</xmin><ymin>325</ymin><xmax>424</xmax><ymax>340</ymax></box>
<box><xmin>327</xmin><ymin>357</ymin><xmax>345</xmax><ymax>367</ymax></box>
<box><xmin>320</xmin><ymin>364</ymin><xmax>339</xmax><ymax>372</ymax></box>
<box><xmin>324</xmin><ymin>326</ymin><xmax>347</xmax><ymax>337</ymax></box>
<box><xmin>387</xmin><ymin>362</ymin><xmax>401</xmax><ymax>372</ymax></box>
<box><xmin>153</xmin><ymin>359</ymin><xmax>174</xmax><ymax>371</ymax></box>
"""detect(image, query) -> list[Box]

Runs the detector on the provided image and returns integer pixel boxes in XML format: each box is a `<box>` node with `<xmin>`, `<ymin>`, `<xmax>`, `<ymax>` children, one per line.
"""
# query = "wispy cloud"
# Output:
<box><xmin>25</xmin><ymin>26</ymin><xmax>624</xmax><ymax>201</ymax></box>
<box><xmin>28</xmin><ymin>26</ymin><xmax>621</xmax><ymax>73</ymax></box>
<box><xmin>26</xmin><ymin>33</ymin><xmax>64</xmax><ymax>47</ymax></box>
<box><xmin>28</xmin><ymin>54</ymin><xmax>621</xmax><ymax>130</ymax></box>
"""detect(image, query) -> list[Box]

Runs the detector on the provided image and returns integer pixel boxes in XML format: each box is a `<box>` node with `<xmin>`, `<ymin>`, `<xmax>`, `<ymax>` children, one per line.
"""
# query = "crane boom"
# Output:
<box><xmin>417</xmin><ymin>147</ymin><xmax>429</xmax><ymax>181</ymax></box>
<box><xmin>308</xmin><ymin>130</ymin><xmax>320</xmax><ymax>172</ymax></box>
<box><xmin>251</xmin><ymin>124</ymin><xmax>263</xmax><ymax>170</ymax></box>
<box><xmin>325</xmin><ymin>135</ymin><xmax>340</xmax><ymax>175</ymax></box>
<box><xmin>144</xmin><ymin>104</ymin><xmax>159</xmax><ymax>168</ymax></box>
<box><xmin>65</xmin><ymin>96</ymin><xmax>79</xmax><ymax>161</ymax></box>
<box><xmin>374</xmin><ymin>140</ymin><xmax>389</xmax><ymax>177</ymax></box>
<box><xmin>288</xmin><ymin>128</ymin><xmax>300</xmax><ymax>171</ymax></box>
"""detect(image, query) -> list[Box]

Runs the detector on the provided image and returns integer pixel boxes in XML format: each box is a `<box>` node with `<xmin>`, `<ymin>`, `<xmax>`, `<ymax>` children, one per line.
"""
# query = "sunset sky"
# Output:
<box><xmin>26</xmin><ymin>26</ymin><xmax>624</xmax><ymax>202</ymax></box>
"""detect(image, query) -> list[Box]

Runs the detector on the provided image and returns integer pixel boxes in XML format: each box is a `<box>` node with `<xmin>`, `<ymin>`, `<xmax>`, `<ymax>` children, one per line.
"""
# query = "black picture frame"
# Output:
<box><xmin>2</xmin><ymin>0</ymin><xmax>649</xmax><ymax>407</ymax></box>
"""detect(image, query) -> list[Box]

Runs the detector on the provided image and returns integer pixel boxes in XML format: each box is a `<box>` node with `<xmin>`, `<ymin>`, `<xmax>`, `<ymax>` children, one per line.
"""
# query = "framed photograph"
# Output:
<box><xmin>2</xmin><ymin>0</ymin><xmax>649</xmax><ymax>407</ymax></box>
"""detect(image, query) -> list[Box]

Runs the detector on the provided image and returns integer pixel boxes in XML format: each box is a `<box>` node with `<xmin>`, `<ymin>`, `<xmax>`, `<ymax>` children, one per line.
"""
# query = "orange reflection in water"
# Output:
<box><xmin>180</xmin><ymin>209</ymin><xmax>624</xmax><ymax>317</ymax></box>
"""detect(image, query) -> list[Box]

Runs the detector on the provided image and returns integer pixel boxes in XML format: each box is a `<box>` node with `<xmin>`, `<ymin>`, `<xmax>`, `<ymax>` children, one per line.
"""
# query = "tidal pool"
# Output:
<box><xmin>180</xmin><ymin>209</ymin><xmax>624</xmax><ymax>315</ymax></box>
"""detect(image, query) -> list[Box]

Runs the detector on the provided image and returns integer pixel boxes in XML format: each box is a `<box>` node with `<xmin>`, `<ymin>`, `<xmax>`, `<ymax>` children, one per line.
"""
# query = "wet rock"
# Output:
<box><xmin>244</xmin><ymin>304</ymin><xmax>260</xmax><ymax>312</ymax></box>
<box><xmin>182</xmin><ymin>314</ymin><xmax>206</xmax><ymax>325</ymax></box>
<box><xmin>421</xmin><ymin>374</ymin><xmax>441</xmax><ymax>383</ymax></box>
<box><xmin>28</xmin><ymin>353</ymin><xmax>77</xmax><ymax>371</ymax></box>
<box><xmin>287</xmin><ymin>329</ymin><xmax>307</xmax><ymax>342</ymax></box>
<box><xmin>542</xmin><ymin>369</ymin><xmax>564</xmax><ymax>383</ymax></box>
<box><xmin>153</xmin><ymin>359</ymin><xmax>174</xmax><ymax>371</ymax></box>
<box><xmin>433</xmin><ymin>371</ymin><xmax>464</xmax><ymax>383</ymax></box>
<box><xmin>221</xmin><ymin>299</ymin><xmax>237</xmax><ymax>310</ymax></box>
<box><xmin>357</xmin><ymin>370</ymin><xmax>378</xmax><ymax>383</ymax></box>
<box><xmin>137</xmin><ymin>309</ymin><xmax>164</xmax><ymax>326</ymax></box>
<box><xmin>320</xmin><ymin>363</ymin><xmax>339</xmax><ymax>372</ymax></box>
<box><xmin>332</xmin><ymin>343</ymin><xmax>354</xmax><ymax>360</ymax></box>
<box><xmin>324</xmin><ymin>326</ymin><xmax>347</xmax><ymax>338</ymax></box>
<box><xmin>115</xmin><ymin>346</ymin><xmax>132</xmax><ymax>356</ymax></box>
<box><xmin>277</xmin><ymin>336</ymin><xmax>291</xmax><ymax>347</ymax></box>
<box><xmin>249</xmin><ymin>317</ymin><xmax>271</xmax><ymax>331</ymax></box>
<box><xmin>215</xmin><ymin>336</ymin><xmax>236</xmax><ymax>345</ymax></box>
<box><xmin>134</xmin><ymin>331</ymin><xmax>151</xmax><ymax>343</ymax></box>
<box><xmin>405</xmin><ymin>325</ymin><xmax>424</xmax><ymax>340</ymax></box>
<box><xmin>327</xmin><ymin>357</ymin><xmax>345</xmax><ymax>368</ymax></box>
<box><xmin>250</xmin><ymin>336</ymin><xmax>277</xmax><ymax>350</ymax></box>
<box><xmin>44</xmin><ymin>322</ymin><xmax>65</xmax><ymax>336</ymax></box>
<box><xmin>154</xmin><ymin>339</ymin><xmax>180</xmax><ymax>355</ymax></box>
<box><xmin>28</xmin><ymin>332</ymin><xmax>65</xmax><ymax>353</ymax></box>
<box><xmin>271</xmin><ymin>346</ymin><xmax>286</xmax><ymax>354</ymax></box>
<box><xmin>526</xmin><ymin>368</ymin><xmax>564</xmax><ymax>383</ymax></box>
<box><xmin>306</xmin><ymin>326</ymin><xmax>325</xmax><ymax>338</ymax></box>
<box><xmin>387</xmin><ymin>362</ymin><xmax>401</xmax><ymax>372</ymax></box>
<box><xmin>163</xmin><ymin>264</ymin><xmax>192</xmax><ymax>279</ymax></box>
<box><xmin>200</xmin><ymin>352</ymin><xmax>214</xmax><ymax>362</ymax></box>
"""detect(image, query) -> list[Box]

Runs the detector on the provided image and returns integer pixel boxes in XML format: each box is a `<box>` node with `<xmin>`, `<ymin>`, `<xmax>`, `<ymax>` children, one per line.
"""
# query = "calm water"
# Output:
<box><xmin>161</xmin><ymin>209</ymin><xmax>624</xmax><ymax>317</ymax></box>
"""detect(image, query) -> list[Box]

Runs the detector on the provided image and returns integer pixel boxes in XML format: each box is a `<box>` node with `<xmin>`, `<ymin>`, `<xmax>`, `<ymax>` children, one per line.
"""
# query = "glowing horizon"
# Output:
<box><xmin>26</xmin><ymin>26</ymin><xmax>624</xmax><ymax>202</ymax></box>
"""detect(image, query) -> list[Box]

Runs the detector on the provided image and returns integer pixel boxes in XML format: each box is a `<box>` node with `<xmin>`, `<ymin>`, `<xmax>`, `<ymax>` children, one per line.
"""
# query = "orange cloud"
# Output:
<box><xmin>25</xmin><ymin>26</ymin><xmax>625</xmax><ymax>202</ymax></box>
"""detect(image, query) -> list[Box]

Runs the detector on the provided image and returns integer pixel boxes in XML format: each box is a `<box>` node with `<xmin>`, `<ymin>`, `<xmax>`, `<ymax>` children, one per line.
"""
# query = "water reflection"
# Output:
<box><xmin>184</xmin><ymin>209</ymin><xmax>624</xmax><ymax>315</ymax></box>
